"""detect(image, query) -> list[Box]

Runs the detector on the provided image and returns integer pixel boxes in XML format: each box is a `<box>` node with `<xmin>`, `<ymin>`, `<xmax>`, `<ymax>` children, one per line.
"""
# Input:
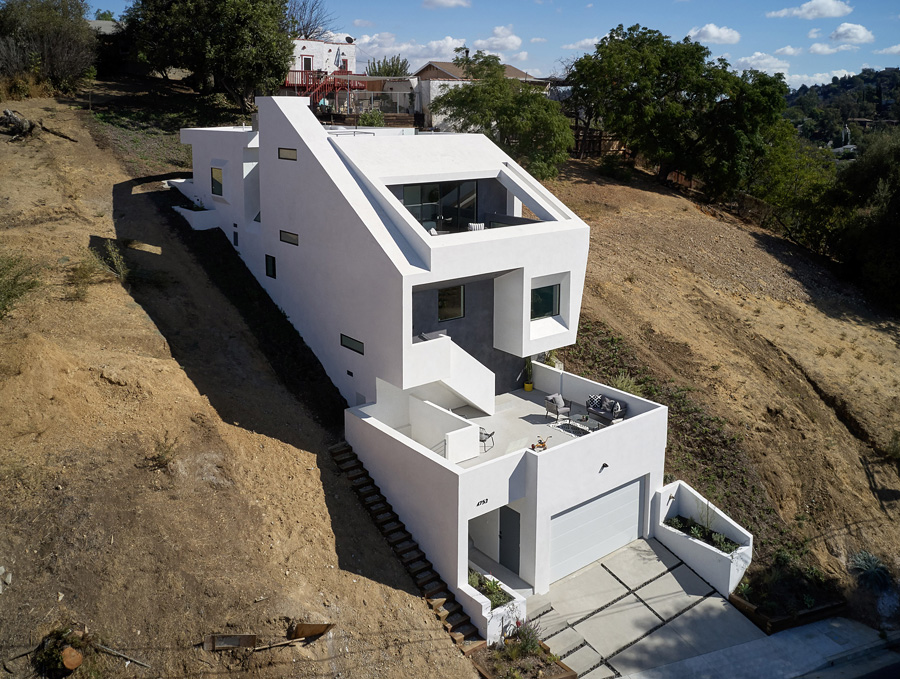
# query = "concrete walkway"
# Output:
<box><xmin>528</xmin><ymin>539</ymin><xmax>766</xmax><ymax>677</ymax></box>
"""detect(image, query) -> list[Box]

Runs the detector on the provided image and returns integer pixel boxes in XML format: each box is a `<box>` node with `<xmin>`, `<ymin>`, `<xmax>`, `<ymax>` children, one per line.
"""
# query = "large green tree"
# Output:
<box><xmin>123</xmin><ymin>0</ymin><xmax>293</xmax><ymax>112</ymax></box>
<box><xmin>567</xmin><ymin>24</ymin><xmax>786</xmax><ymax>198</ymax></box>
<box><xmin>431</xmin><ymin>49</ymin><xmax>573</xmax><ymax>179</ymax></box>
<box><xmin>366</xmin><ymin>54</ymin><xmax>409</xmax><ymax>77</ymax></box>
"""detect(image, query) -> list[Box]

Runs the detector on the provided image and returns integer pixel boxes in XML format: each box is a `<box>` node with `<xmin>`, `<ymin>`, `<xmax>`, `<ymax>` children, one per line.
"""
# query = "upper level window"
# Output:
<box><xmin>278</xmin><ymin>147</ymin><xmax>297</xmax><ymax>161</ymax></box>
<box><xmin>401</xmin><ymin>181</ymin><xmax>477</xmax><ymax>234</ymax></box>
<box><xmin>211</xmin><ymin>167</ymin><xmax>223</xmax><ymax>196</ymax></box>
<box><xmin>438</xmin><ymin>286</ymin><xmax>464</xmax><ymax>321</ymax></box>
<box><xmin>265</xmin><ymin>254</ymin><xmax>276</xmax><ymax>279</ymax></box>
<box><xmin>531</xmin><ymin>284</ymin><xmax>560</xmax><ymax>320</ymax></box>
<box><xmin>280</xmin><ymin>230</ymin><xmax>299</xmax><ymax>245</ymax></box>
<box><xmin>302</xmin><ymin>56</ymin><xmax>313</xmax><ymax>71</ymax></box>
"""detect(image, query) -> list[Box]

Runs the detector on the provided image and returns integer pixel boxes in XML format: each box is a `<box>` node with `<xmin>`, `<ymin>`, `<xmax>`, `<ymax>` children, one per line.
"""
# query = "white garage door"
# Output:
<box><xmin>549</xmin><ymin>479</ymin><xmax>642</xmax><ymax>583</ymax></box>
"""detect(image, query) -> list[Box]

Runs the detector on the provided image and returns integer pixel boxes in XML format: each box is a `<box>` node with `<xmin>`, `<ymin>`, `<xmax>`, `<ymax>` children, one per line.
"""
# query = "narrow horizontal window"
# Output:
<box><xmin>265</xmin><ymin>254</ymin><xmax>276</xmax><ymax>279</ymax></box>
<box><xmin>280</xmin><ymin>230</ymin><xmax>299</xmax><ymax>245</ymax></box>
<box><xmin>531</xmin><ymin>284</ymin><xmax>560</xmax><ymax>320</ymax></box>
<box><xmin>341</xmin><ymin>334</ymin><xmax>364</xmax><ymax>355</ymax></box>
<box><xmin>211</xmin><ymin>167</ymin><xmax>223</xmax><ymax>196</ymax></box>
<box><xmin>278</xmin><ymin>147</ymin><xmax>298</xmax><ymax>161</ymax></box>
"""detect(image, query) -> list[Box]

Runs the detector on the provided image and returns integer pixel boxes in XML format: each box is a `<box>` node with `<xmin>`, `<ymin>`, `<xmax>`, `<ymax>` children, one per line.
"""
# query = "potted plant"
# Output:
<box><xmin>523</xmin><ymin>357</ymin><xmax>533</xmax><ymax>392</ymax></box>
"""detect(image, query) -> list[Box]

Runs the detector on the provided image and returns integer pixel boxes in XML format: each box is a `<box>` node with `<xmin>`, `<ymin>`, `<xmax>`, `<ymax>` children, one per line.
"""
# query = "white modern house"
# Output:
<box><xmin>173</xmin><ymin>97</ymin><xmax>750</xmax><ymax>642</ymax></box>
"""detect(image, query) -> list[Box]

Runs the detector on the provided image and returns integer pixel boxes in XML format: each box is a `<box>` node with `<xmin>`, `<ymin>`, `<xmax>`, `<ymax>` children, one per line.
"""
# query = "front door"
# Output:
<box><xmin>498</xmin><ymin>506</ymin><xmax>520</xmax><ymax>574</ymax></box>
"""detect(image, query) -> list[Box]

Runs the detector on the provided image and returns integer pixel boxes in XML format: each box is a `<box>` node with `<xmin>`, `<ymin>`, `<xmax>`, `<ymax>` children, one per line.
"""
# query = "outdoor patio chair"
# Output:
<box><xmin>544</xmin><ymin>393</ymin><xmax>571</xmax><ymax>422</ymax></box>
<box><xmin>479</xmin><ymin>427</ymin><xmax>495</xmax><ymax>452</ymax></box>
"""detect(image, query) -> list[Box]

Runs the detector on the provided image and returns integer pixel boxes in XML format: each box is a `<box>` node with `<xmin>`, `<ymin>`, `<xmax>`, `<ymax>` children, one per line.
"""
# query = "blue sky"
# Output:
<box><xmin>93</xmin><ymin>0</ymin><xmax>900</xmax><ymax>88</ymax></box>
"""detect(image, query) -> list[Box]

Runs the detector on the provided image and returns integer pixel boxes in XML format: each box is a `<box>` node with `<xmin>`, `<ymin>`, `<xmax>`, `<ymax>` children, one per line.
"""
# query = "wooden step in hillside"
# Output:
<box><xmin>329</xmin><ymin>441</ymin><xmax>483</xmax><ymax>651</ymax></box>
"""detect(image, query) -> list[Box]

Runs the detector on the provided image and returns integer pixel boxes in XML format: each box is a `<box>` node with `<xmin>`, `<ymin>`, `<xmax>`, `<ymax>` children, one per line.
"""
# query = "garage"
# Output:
<box><xmin>549</xmin><ymin>479</ymin><xmax>642</xmax><ymax>583</ymax></box>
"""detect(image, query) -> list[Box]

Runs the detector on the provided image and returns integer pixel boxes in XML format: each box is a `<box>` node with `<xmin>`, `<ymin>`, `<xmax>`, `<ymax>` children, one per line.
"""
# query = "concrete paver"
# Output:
<box><xmin>564</xmin><ymin>644</ymin><xmax>604</xmax><ymax>675</ymax></box>
<box><xmin>666</xmin><ymin>595</ymin><xmax>766</xmax><ymax>656</ymax></box>
<box><xmin>536</xmin><ymin>609</ymin><xmax>570</xmax><ymax>638</ymax></box>
<box><xmin>545</xmin><ymin>627</ymin><xmax>583</xmax><ymax>657</ymax></box>
<box><xmin>582</xmin><ymin>663</ymin><xmax>617</xmax><ymax>678</ymax></box>
<box><xmin>637</xmin><ymin>564</ymin><xmax>713</xmax><ymax>621</ymax></box>
<box><xmin>602</xmin><ymin>538</ymin><xmax>680</xmax><ymax>589</ymax></box>
<box><xmin>575</xmin><ymin>593</ymin><xmax>662</xmax><ymax>657</ymax></box>
<box><xmin>608</xmin><ymin>623</ymin><xmax>703</xmax><ymax>676</ymax></box>
<box><xmin>548</xmin><ymin>560</ymin><xmax>629</xmax><ymax>624</ymax></box>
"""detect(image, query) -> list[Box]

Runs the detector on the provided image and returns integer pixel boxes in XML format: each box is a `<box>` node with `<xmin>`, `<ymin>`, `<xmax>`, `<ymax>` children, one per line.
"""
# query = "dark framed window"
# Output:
<box><xmin>302</xmin><ymin>56</ymin><xmax>313</xmax><ymax>71</ymax></box>
<box><xmin>265</xmin><ymin>254</ymin><xmax>276</xmax><ymax>279</ymax></box>
<box><xmin>438</xmin><ymin>286</ymin><xmax>464</xmax><ymax>321</ymax></box>
<box><xmin>531</xmin><ymin>284</ymin><xmax>560</xmax><ymax>320</ymax></box>
<box><xmin>400</xmin><ymin>180</ymin><xmax>477</xmax><ymax>233</ymax></box>
<box><xmin>254</xmin><ymin>212</ymin><xmax>261</xmax><ymax>223</ymax></box>
<box><xmin>278</xmin><ymin>147</ymin><xmax>297</xmax><ymax>161</ymax></box>
<box><xmin>341</xmin><ymin>334</ymin><xmax>364</xmax><ymax>355</ymax></box>
<box><xmin>232</xmin><ymin>231</ymin><xmax>239</xmax><ymax>247</ymax></box>
<box><xmin>211</xmin><ymin>167</ymin><xmax>223</xmax><ymax>196</ymax></box>
<box><xmin>280</xmin><ymin>230</ymin><xmax>299</xmax><ymax>245</ymax></box>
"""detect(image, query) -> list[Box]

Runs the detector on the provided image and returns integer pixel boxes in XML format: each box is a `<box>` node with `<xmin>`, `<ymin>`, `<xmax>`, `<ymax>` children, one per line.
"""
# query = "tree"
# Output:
<box><xmin>567</xmin><ymin>24</ymin><xmax>786</xmax><ymax>198</ymax></box>
<box><xmin>93</xmin><ymin>8</ymin><xmax>114</xmax><ymax>20</ymax></box>
<box><xmin>0</xmin><ymin>0</ymin><xmax>95</xmax><ymax>92</ymax></box>
<box><xmin>285</xmin><ymin>0</ymin><xmax>333</xmax><ymax>40</ymax></box>
<box><xmin>431</xmin><ymin>49</ymin><xmax>573</xmax><ymax>179</ymax></box>
<box><xmin>123</xmin><ymin>0</ymin><xmax>293</xmax><ymax>112</ymax></box>
<box><xmin>366</xmin><ymin>54</ymin><xmax>409</xmax><ymax>77</ymax></box>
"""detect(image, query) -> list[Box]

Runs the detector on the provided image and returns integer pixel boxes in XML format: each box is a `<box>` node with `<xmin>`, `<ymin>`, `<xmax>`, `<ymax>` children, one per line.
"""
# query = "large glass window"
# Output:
<box><xmin>531</xmin><ymin>284</ymin><xmax>560</xmax><ymax>320</ymax></box>
<box><xmin>211</xmin><ymin>167</ymin><xmax>223</xmax><ymax>196</ymax></box>
<box><xmin>401</xmin><ymin>180</ymin><xmax>477</xmax><ymax>233</ymax></box>
<box><xmin>438</xmin><ymin>286</ymin><xmax>464</xmax><ymax>321</ymax></box>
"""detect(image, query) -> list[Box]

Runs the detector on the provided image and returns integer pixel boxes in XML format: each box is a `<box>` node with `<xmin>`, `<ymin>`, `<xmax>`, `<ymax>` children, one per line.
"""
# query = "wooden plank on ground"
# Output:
<box><xmin>288</xmin><ymin>623</ymin><xmax>333</xmax><ymax>640</ymax></box>
<box><xmin>203</xmin><ymin>634</ymin><xmax>258</xmax><ymax>651</ymax></box>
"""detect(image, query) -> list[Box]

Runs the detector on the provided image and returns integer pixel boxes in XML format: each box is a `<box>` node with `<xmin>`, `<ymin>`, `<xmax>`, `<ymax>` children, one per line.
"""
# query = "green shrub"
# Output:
<box><xmin>608</xmin><ymin>369</ymin><xmax>643</xmax><ymax>396</ymax></box>
<box><xmin>849</xmin><ymin>551</ymin><xmax>892</xmax><ymax>591</ymax></box>
<box><xmin>0</xmin><ymin>253</ymin><xmax>40</xmax><ymax>319</ymax></box>
<box><xmin>511</xmin><ymin>618</ymin><xmax>542</xmax><ymax>656</ymax></box>
<box><xmin>358</xmin><ymin>109</ymin><xmax>385</xmax><ymax>127</ymax></box>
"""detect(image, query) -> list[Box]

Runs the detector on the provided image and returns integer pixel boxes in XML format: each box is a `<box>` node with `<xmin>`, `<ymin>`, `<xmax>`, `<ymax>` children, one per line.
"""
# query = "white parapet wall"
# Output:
<box><xmin>653</xmin><ymin>480</ymin><xmax>752</xmax><ymax>597</ymax></box>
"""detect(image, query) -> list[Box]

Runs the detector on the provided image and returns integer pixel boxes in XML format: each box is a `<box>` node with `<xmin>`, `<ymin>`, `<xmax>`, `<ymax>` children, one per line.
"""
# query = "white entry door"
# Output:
<box><xmin>549</xmin><ymin>479</ymin><xmax>642</xmax><ymax>583</ymax></box>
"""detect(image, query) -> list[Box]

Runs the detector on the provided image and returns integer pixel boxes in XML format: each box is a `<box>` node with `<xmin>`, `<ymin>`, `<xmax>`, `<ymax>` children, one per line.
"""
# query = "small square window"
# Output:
<box><xmin>438</xmin><ymin>286</ymin><xmax>464</xmax><ymax>321</ymax></box>
<box><xmin>341</xmin><ymin>334</ymin><xmax>364</xmax><ymax>355</ymax></box>
<box><xmin>254</xmin><ymin>212</ymin><xmax>261</xmax><ymax>223</ymax></box>
<box><xmin>232</xmin><ymin>231</ymin><xmax>239</xmax><ymax>247</ymax></box>
<box><xmin>278</xmin><ymin>147</ymin><xmax>298</xmax><ymax>161</ymax></box>
<box><xmin>280</xmin><ymin>230</ymin><xmax>299</xmax><ymax>245</ymax></box>
<box><xmin>531</xmin><ymin>284</ymin><xmax>560</xmax><ymax>320</ymax></box>
<box><xmin>265</xmin><ymin>254</ymin><xmax>276</xmax><ymax>279</ymax></box>
<box><xmin>211</xmin><ymin>167</ymin><xmax>223</xmax><ymax>196</ymax></box>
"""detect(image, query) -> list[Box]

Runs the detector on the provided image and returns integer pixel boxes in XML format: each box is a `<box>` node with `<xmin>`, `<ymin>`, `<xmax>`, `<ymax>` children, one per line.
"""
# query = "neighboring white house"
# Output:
<box><xmin>172</xmin><ymin>97</ymin><xmax>750</xmax><ymax>642</ymax></box>
<box><xmin>290</xmin><ymin>37</ymin><xmax>356</xmax><ymax>75</ymax></box>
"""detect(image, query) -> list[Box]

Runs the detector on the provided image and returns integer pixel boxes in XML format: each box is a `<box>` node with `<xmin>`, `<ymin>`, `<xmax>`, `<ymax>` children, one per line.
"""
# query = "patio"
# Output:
<box><xmin>454</xmin><ymin>388</ymin><xmax>604</xmax><ymax>469</ymax></box>
<box><xmin>527</xmin><ymin>539</ymin><xmax>766</xmax><ymax>678</ymax></box>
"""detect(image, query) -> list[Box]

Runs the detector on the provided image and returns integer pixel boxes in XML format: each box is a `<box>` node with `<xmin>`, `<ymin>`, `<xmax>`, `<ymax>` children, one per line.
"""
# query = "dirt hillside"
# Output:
<box><xmin>546</xmin><ymin>162</ymin><xmax>900</xmax><ymax>619</ymax></box>
<box><xmin>0</xmin><ymin>95</ymin><xmax>477</xmax><ymax>679</ymax></box>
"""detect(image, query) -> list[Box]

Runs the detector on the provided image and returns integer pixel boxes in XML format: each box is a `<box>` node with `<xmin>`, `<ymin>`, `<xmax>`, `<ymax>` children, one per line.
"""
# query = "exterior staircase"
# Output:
<box><xmin>328</xmin><ymin>441</ymin><xmax>485</xmax><ymax>655</ymax></box>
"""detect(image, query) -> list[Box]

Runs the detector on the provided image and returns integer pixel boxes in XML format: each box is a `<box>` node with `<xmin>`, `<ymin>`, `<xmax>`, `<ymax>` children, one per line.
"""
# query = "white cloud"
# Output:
<box><xmin>512</xmin><ymin>51</ymin><xmax>528</xmax><ymax>62</ymax></box>
<box><xmin>830</xmin><ymin>22</ymin><xmax>874</xmax><ymax>44</ymax></box>
<box><xmin>874</xmin><ymin>44</ymin><xmax>900</xmax><ymax>55</ymax></box>
<box><xmin>808</xmin><ymin>28</ymin><xmax>821</xmax><ymax>38</ymax></box>
<box><xmin>562</xmin><ymin>36</ymin><xmax>600</xmax><ymax>50</ymax></box>
<box><xmin>766</xmin><ymin>0</ymin><xmax>853</xmax><ymax>20</ymax></box>
<box><xmin>775</xmin><ymin>45</ymin><xmax>804</xmax><ymax>55</ymax></box>
<box><xmin>687</xmin><ymin>23</ymin><xmax>741</xmax><ymax>44</ymax></box>
<box><xmin>785</xmin><ymin>69</ymin><xmax>854</xmax><ymax>88</ymax></box>
<box><xmin>586</xmin><ymin>2</ymin><xmax>593</xmax><ymax>6</ymax></box>
<box><xmin>735</xmin><ymin>52</ymin><xmax>790</xmax><ymax>73</ymax></box>
<box><xmin>353</xmin><ymin>19</ymin><xmax>374</xmax><ymax>28</ymax></box>
<box><xmin>809</xmin><ymin>42</ymin><xmax>858</xmax><ymax>54</ymax></box>
<box><xmin>422</xmin><ymin>0</ymin><xmax>470</xmax><ymax>8</ymax></box>
<box><xmin>530</xmin><ymin>37</ymin><xmax>547</xmax><ymax>43</ymax></box>
<box><xmin>473</xmin><ymin>25</ymin><xmax>522</xmax><ymax>52</ymax></box>
<box><xmin>355</xmin><ymin>32</ymin><xmax>467</xmax><ymax>68</ymax></box>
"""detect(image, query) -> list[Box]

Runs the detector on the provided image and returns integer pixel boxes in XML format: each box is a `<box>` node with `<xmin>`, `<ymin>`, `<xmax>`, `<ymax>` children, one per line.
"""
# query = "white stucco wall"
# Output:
<box><xmin>291</xmin><ymin>38</ymin><xmax>357</xmax><ymax>73</ymax></box>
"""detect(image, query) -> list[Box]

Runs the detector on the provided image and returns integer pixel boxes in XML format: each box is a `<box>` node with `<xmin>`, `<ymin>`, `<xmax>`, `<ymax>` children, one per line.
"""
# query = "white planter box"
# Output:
<box><xmin>653</xmin><ymin>480</ymin><xmax>752</xmax><ymax>597</ymax></box>
<box><xmin>458</xmin><ymin>570</ymin><xmax>526</xmax><ymax>644</ymax></box>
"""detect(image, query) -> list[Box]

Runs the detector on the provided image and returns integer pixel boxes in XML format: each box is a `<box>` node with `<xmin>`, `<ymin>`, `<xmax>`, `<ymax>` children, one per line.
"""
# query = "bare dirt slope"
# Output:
<box><xmin>0</xmin><ymin>96</ymin><xmax>477</xmax><ymax>679</ymax></box>
<box><xmin>546</xmin><ymin>162</ymin><xmax>900</xmax><ymax>597</ymax></box>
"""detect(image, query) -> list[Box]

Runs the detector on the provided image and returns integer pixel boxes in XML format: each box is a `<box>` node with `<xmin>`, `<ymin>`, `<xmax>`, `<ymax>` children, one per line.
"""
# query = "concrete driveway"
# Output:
<box><xmin>527</xmin><ymin>539</ymin><xmax>766</xmax><ymax>677</ymax></box>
